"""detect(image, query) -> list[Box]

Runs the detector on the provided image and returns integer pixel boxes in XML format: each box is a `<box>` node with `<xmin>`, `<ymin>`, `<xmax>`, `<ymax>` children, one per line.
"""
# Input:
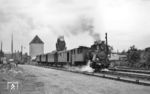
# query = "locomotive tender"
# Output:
<box><xmin>36</xmin><ymin>33</ymin><xmax>110</xmax><ymax>71</ymax></box>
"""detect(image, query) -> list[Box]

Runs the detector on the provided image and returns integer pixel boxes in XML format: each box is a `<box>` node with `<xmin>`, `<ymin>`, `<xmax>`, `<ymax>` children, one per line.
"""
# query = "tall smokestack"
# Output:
<box><xmin>11</xmin><ymin>33</ymin><xmax>13</xmax><ymax>58</ymax></box>
<box><xmin>105</xmin><ymin>33</ymin><xmax>108</xmax><ymax>58</ymax></box>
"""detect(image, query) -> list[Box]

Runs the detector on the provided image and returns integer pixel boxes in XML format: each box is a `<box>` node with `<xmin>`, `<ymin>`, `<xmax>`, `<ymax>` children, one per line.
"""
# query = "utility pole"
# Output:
<box><xmin>0</xmin><ymin>41</ymin><xmax>4</xmax><ymax>57</ymax></box>
<box><xmin>21</xmin><ymin>45</ymin><xmax>23</xmax><ymax>61</ymax></box>
<box><xmin>11</xmin><ymin>33</ymin><xmax>13</xmax><ymax>58</ymax></box>
<box><xmin>1</xmin><ymin>41</ymin><xmax>2</xmax><ymax>52</ymax></box>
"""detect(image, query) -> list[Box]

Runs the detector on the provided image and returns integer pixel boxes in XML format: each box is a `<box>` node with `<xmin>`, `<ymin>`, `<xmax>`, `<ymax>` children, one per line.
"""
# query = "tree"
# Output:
<box><xmin>127</xmin><ymin>45</ymin><xmax>141</xmax><ymax>67</ymax></box>
<box><xmin>143</xmin><ymin>47</ymin><xmax>150</xmax><ymax>69</ymax></box>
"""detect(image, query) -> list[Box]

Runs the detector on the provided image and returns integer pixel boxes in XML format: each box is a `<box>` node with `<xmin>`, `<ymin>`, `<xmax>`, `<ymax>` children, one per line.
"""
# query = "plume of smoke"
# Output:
<box><xmin>58</xmin><ymin>36</ymin><xmax>65</xmax><ymax>41</ymax></box>
<box><xmin>63</xmin><ymin>15</ymin><xmax>101</xmax><ymax>41</ymax></box>
<box><xmin>81</xmin><ymin>16</ymin><xmax>101</xmax><ymax>41</ymax></box>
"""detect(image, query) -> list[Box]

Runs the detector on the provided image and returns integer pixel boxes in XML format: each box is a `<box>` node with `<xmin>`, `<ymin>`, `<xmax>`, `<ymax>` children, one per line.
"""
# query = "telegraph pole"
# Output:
<box><xmin>1</xmin><ymin>41</ymin><xmax>2</xmax><ymax>52</ymax></box>
<box><xmin>11</xmin><ymin>33</ymin><xmax>13</xmax><ymax>58</ymax></box>
<box><xmin>21</xmin><ymin>45</ymin><xmax>23</xmax><ymax>61</ymax></box>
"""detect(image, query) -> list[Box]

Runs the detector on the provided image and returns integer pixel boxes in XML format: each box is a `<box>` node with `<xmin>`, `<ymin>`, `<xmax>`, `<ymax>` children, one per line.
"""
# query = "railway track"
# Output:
<box><xmin>35</xmin><ymin>64</ymin><xmax>150</xmax><ymax>86</ymax></box>
<box><xmin>109</xmin><ymin>68</ymin><xmax>150</xmax><ymax>74</ymax></box>
<box><xmin>101</xmin><ymin>70</ymin><xmax>150</xmax><ymax>81</ymax></box>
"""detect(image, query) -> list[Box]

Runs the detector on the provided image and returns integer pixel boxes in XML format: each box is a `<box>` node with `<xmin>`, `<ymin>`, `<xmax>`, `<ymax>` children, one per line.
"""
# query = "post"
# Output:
<box><xmin>1</xmin><ymin>41</ymin><xmax>2</xmax><ymax>52</ymax></box>
<box><xmin>21</xmin><ymin>45</ymin><xmax>23</xmax><ymax>61</ymax></box>
<box><xmin>11</xmin><ymin>33</ymin><xmax>13</xmax><ymax>58</ymax></box>
<box><xmin>105</xmin><ymin>33</ymin><xmax>108</xmax><ymax>61</ymax></box>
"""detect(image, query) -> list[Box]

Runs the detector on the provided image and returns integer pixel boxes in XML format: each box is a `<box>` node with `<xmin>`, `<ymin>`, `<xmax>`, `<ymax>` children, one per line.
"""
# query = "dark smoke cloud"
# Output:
<box><xmin>62</xmin><ymin>15</ymin><xmax>100</xmax><ymax>41</ymax></box>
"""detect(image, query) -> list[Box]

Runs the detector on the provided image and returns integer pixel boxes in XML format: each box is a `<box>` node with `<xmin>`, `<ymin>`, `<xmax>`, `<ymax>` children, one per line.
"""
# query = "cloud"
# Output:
<box><xmin>0</xmin><ymin>0</ymin><xmax>97</xmax><ymax>53</ymax></box>
<box><xmin>0</xmin><ymin>0</ymin><xmax>150</xmax><ymax>53</ymax></box>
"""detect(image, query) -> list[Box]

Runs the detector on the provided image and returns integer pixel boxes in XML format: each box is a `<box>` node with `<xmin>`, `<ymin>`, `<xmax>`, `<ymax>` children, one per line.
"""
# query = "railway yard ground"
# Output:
<box><xmin>0</xmin><ymin>64</ymin><xmax>150</xmax><ymax>94</ymax></box>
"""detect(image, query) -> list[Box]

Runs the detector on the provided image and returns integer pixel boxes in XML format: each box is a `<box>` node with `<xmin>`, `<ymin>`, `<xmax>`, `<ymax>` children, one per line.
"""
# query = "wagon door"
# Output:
<box><xmin>67</xmin><ymin>52</ymin><xmax>69</xmax><ymax>62</ymax></box>
<box><xmin>54</xmin><ymin>52</ymin><xmax>58</xmax><ymax>63</ymax></box>
<box><xmin>46</xmin><ymin>54</ymin><xmax>48</xmax><ymax>63</ymax></box>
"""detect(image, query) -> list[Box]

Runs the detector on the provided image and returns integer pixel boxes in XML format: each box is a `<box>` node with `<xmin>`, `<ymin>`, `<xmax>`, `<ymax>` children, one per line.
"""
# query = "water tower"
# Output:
<box><xmin>29</xmin><ymin>35</ymin><xmax>44</xmax><ymax>59</ymax></box>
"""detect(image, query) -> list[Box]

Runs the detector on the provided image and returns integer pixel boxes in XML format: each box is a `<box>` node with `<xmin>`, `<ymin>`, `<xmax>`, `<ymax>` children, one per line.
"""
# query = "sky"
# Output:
<box><xmin>0</xmin><ymin>0</ymin><xmax>150</xmax><ymax>54</ymax></box>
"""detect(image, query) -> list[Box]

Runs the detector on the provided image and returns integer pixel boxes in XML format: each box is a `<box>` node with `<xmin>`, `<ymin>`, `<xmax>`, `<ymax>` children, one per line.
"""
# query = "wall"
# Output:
<box><xmin>29</xmin><ymin>43</ymin><xmax>44</xmax><ymax>58</ymax></box>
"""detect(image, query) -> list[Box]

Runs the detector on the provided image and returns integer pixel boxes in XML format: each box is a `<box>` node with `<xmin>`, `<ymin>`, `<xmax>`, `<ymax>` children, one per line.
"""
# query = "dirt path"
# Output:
<box><xmin>19</xmin><ymin>65</ymin><xmax>150</xmax><ymax>94</ymax></box>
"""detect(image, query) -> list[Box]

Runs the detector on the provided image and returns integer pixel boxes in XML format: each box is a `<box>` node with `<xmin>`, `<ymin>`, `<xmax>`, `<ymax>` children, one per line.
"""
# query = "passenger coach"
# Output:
<box><xmin>36</xmin><ymin>46</ymin><xmax>89</xmax><ymax>66</ymax></box>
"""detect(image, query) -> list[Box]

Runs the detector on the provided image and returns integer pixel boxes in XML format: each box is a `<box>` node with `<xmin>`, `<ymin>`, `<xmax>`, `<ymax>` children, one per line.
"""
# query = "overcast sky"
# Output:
<box><xmin>0</xmin><ymin>0</ymin><xmax>150</xmax><ymax>54</ymax></box>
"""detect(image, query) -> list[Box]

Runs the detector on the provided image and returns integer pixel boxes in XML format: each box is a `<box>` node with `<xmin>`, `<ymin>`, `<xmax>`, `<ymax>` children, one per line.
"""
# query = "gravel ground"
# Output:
<box><xmin>0</xmin><ymin>65</ymin><xmax>45</xmax><ymax>94</ymax></box>
<box><xmin>19</xmin><ymin>65</ymin><xmax>150</xmax><ymax>94</ymax></box>
<box><xmin>1</xmin><ymin>64</ymin><xmax>150</xmax><ymax>94</ymax></box>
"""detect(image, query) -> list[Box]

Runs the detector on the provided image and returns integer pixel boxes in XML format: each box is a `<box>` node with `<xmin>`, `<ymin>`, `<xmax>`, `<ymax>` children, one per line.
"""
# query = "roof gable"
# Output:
<box><xmin>30</xmin><ymin>35</ymin><xmax>44</xmax><ymax>44</ymax></box>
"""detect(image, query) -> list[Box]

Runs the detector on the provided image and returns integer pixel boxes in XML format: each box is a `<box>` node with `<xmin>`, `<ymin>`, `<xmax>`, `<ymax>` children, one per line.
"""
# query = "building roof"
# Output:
<box><xmin>30</xmin><ymin>35</ymin><xmax>44</xmax><ymax>44</ymax></box>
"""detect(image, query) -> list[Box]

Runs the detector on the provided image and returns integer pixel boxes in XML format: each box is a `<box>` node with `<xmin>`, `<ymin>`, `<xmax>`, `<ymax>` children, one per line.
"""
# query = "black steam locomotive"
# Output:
<box><xmin>36</xmin><ymin>33</ymin><xmax>110</xmax><ymax>72</ymax></box>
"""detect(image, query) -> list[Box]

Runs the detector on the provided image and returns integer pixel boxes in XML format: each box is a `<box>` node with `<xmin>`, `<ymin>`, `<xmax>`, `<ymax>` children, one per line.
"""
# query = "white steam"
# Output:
<box><xmin>81</xmin><ymin>60</ymin><xmax>94</xmax><ymax>72</ymax></box>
